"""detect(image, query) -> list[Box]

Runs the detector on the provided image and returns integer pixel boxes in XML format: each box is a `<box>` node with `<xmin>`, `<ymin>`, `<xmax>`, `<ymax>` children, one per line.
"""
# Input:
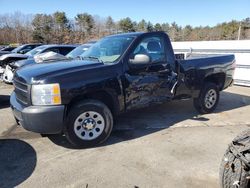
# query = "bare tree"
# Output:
<box><xmin>0</xmin><ymin>12</ymin><xmax>250</xmax><ymax>45</ymax></box>
<box><xmin>105</xmin><ymin>16</ymin><xmax>115</xmax><ymax>34</ymax></box>
<box><xmin>75</xmin><ymin>13</ymin><xmax>95</xmax><ymax>42</ymax></box>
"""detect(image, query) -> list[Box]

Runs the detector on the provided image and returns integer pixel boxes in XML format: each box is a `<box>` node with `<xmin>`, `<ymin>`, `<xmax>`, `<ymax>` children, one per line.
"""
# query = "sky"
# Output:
<box><xmin>0</xmin><ymin>0</ymin><xmax>249</xmax><ymax>27</ymax></box>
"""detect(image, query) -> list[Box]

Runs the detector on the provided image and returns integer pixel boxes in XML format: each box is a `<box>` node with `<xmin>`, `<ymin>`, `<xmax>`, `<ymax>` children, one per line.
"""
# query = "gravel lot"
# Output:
<box><xmin>0</xmin><ymin>82</ymin><xmax>250</xmax><ymax>188</ymax></box>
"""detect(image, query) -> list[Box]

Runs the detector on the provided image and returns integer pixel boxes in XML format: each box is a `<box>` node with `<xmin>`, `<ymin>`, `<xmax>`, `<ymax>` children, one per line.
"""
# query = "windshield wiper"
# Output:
<box><xmin>81</xmin><ymin>56</ymin><xmax>103</xmax><ymax>63</ymax></box>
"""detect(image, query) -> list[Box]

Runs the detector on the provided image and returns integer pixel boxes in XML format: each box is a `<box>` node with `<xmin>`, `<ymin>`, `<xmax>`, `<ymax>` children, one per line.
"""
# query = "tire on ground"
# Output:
<box><xmin>219</xmin><ymin>129</ymin><xmax>250</xmax><ymax>188</ymax></box>
<box><xmin>193</xmin><ymin>82</ymin><xmax>219</xmax><ymax>114</ymax></box>
<box><xmin>64</xmin><ymin>100</ymin><xmax>113</xmax><ymax>148</ymax></box>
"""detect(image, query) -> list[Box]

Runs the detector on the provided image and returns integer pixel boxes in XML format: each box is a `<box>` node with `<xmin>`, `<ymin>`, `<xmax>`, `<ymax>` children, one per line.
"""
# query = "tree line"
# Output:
<box><xmin>0</xmin><ymin>12</ymin><xmax>249</xmax><ymax>45</ymax></box>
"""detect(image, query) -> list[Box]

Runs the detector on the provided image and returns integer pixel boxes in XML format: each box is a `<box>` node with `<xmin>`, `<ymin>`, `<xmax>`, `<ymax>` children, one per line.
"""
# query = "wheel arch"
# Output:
<box><xmin>203</xmin><ymin>72</ymin><xmax>226</xmax><ymax>91</ymax></box>
<box><xmin>66</xmin><ymin>89</ymin><xmax>120</xmax><ymax>117</ymax></box>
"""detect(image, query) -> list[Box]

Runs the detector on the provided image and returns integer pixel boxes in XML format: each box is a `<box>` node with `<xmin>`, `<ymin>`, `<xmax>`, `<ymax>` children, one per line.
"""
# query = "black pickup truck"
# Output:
<box><xmin>10</xmin><ymin>32</ymin><xmax>235</xmax><ymax>147</ymax></box>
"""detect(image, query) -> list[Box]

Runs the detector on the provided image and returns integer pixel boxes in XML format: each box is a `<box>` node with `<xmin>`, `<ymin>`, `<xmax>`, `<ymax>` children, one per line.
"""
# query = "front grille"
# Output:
<box><xmin>13</xmin><ymin>77</ymin><xmax>29</xmax><ymax>105</ymax></box>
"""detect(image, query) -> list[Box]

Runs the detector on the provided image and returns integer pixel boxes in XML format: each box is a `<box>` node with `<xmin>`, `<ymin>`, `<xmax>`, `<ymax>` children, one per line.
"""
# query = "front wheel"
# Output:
<box><xmin>64</xmin><ymin>100</ymin><xmax>113</xmax><ymax>148</ymax></box>
<box><xmin>193</xmin><ymin>82</ymin><xmax>219</xmax><ymax>114</ymax></box>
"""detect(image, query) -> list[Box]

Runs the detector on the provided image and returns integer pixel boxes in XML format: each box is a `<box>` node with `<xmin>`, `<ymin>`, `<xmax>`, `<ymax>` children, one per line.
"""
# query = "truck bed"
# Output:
<box><xmin>177</xmin><ymin>54</ymin><xmax>235</xmax><ymax>95</ymax></box>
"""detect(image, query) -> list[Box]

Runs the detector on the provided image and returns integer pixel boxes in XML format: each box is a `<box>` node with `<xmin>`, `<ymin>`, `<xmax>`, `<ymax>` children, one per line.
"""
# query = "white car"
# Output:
<box><xmin>2</xmin><ymin>43</ymin><xmax>94</xmax><ymax>83</ymax></box>
<box><xmin>1</xmin><ymin>44</ymin><xmax>77</xmax><ymax>83</ymax></box>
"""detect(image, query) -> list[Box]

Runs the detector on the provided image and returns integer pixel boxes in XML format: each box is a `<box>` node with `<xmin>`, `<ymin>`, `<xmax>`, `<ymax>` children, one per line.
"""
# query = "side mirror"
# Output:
<box><xmin>129</xmin><ymin>54</ymin><xmax>150</xmax><ymax>65</ymax></box>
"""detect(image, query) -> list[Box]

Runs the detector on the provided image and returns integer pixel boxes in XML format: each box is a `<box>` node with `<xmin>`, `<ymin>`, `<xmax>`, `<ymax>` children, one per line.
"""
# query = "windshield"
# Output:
<box><xmin>66</xmin><ymin>44</ymin><xmax>92</xmax><ymax>59</ymax></box>
<box><xmin>25</xmin><ymin>45</ymin><xmax>47</xmax><ymax>56</ymax></box>
<box><xmin>11</xmin><ymin>45</ymin><xmax>25</xmax><ymax>53</ymax></box>
<box><xmin>81</xmin><ymin>36</ymin><xmax>135</xmax><ymax>63</ymax></box>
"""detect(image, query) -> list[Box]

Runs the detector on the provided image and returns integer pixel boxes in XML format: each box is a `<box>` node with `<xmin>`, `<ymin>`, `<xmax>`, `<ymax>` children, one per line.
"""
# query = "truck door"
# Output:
<box><xmin>124</xmin><ymin>35</ymin><xmax>177</xmax><ymax>110</ymax></box>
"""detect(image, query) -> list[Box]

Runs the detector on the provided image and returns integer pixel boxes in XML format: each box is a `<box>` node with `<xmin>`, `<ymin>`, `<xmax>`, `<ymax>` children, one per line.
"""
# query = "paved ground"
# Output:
<box><xmin>0</xmin><ymin>82</ymin><xmax>250</xmax><ymax>188</ymax></box>
<box><xmin>0</xmin><ymin>83</ymin><xmax>15</xmax><ymax>137</ymax></box>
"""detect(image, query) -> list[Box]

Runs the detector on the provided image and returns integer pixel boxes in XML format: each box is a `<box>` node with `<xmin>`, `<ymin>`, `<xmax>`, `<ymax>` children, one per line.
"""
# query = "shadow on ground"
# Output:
<box><xmin>216</xmin><ymin>90</ymin><xmax>250</xmax><ymax>112</ymax></box>
<box><xmin>47</xmin><ymin>90</ymin><xmax>250</xmax><ymax>149</ymax></box>
<box><xmin>0</xmin><ymin>95</ymin><xmax>10</xmax><ymax>109</ymax></box>
<box><xmin>0</xmin><ymin>139</ymin><xmax>37</xmax><ymax>188</ymax></box>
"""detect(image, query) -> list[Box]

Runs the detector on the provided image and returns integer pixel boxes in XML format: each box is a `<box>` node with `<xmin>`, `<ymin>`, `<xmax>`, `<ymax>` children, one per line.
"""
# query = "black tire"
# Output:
<box><xmin>219</xmin><ymin>130</ymin><xmax>250</xmax><ymax>188</ymax></box>
<box><xmin>64</xmin><ymin>100</ymin><xmax>113</xmax><ymax>148</ymax></box>
<box><xmin>193</xmin><ymin>82</ymin><xmax>219</xmax><ymax>114</ymax></box>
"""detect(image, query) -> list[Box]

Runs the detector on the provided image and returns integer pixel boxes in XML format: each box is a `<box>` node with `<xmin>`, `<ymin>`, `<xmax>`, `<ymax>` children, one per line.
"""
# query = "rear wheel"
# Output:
<box><xmin>64</xmin><ymin>100</ymin><xmax>113</xmax><ymax>148</ymax></box>
<box><xmin>193</xmin><ymin>82</ymin><xmax>219</xmax><ymax>114</ymax></box>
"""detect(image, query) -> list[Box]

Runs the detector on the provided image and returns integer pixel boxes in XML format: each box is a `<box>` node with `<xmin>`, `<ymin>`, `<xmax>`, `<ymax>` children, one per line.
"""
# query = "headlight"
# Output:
<box><xmin>31</xmin><ymin>83</ymin><xmax>61</xmax><ymax>105</ymax></box>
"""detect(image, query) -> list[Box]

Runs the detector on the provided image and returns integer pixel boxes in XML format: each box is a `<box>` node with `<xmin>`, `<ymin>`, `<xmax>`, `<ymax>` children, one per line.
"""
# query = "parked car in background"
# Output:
<box><xmin>0</xmin><ymin>46</ymin><xmax>16</xmax><ymax>52</ymax></box>
<box><xmin>66</xmin><ymin>41</ymin><xmax>96</xmax><ymax>59</ymax></box>
<box><xmin>10</xmin><ymin>44</ymin><xmax>42</xmax><ymax>54</ymax></box>
<box><xmin>1</xmin><ymin>44</ymin><xmax>76</xmax><ymax>65</ymax></box>
<box><xmin>0</xmin><ymin>43</ymin><xmax>42</xmax><ymax>76</ymax></box>
<box><xmin>0</xmin><ymin>44</ymin><xmax>33</xmax><ymax>56</ymax></box>
<box><xmin>3</xmin><ymin>42</ymin><xmax>94</xmax><ymax>83</ymax></box>
<box><xmin>2</xmin><ymin>44</ymin><xmax>77</xmax><ymax>83</ymax></box>
<box><xmin>0</xmin><ymin>47</ymin><xmax>16</xmax><ymax>56</ymax></box>
<box><xmin>25</xmin><ymin>44</ymin><xmax>78</xmax><ymax>57</ymax></box>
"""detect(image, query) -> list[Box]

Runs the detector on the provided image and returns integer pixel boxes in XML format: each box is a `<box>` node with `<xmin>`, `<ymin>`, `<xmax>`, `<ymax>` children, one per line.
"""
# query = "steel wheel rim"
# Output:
<box><xmin>74</xmin><ymin>111</ymin><xmax>105</xmax><ymax>140</ymax></box>
<box><xmin>204</xmin><ymin>89</ymin><xmax>217</xmax><ymax>109</ymax></box>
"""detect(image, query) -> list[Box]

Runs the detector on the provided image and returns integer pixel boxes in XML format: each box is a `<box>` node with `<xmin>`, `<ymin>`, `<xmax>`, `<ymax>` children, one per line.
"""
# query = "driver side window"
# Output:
<box><xmin>131</xmin><ymin>36</ymin><xmax>166</xmax><ymax>63</ymax></box>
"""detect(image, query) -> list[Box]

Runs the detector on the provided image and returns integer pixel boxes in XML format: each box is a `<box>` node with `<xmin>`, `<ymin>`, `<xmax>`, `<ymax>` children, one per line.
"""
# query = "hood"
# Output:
<box><xmin>15</xmin><ymin>60</ymin><xmax>104</xmax><ymax>84</ymax></box>
<box><xmin>0</xmin><ymin>53</ymin><xmax>29</xmax><ymax>61</ymax></box>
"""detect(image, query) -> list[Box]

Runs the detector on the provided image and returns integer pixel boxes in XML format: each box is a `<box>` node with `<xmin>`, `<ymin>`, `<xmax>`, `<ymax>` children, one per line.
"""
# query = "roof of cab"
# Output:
<box><xmin>106</xmin><ymin>32</ymin><xmax>144</xmax><ymax>38</ymax></box>
<box><xmin>105</xmin><ymin>31</ymin><xmax>167</xmax><ymax>38</ymax></box>
<box><xmin>38</xmin><ymin>44</ymin><xmax>79</xmax><ymax>48</ymax></box>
